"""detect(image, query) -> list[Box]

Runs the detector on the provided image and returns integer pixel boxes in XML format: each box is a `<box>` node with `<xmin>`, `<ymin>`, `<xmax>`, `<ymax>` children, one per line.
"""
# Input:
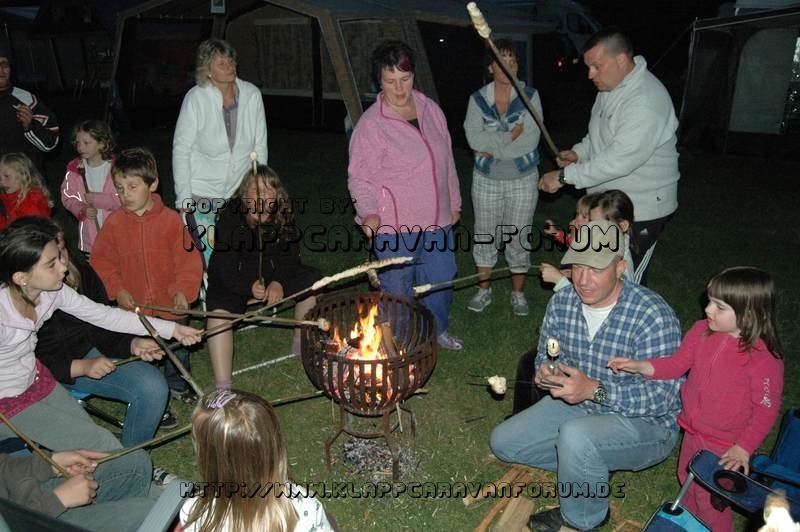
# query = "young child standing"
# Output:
<box><xmin>608</xmin><ymin>267</ymin><xmax>784</xmax><ymax>532</ymax></box>
<box><xmin>180</xmin><ymin>389</ymin><xmax>334</xmax><ymax>532</ymax></box>
<box><xmin>90</xmin><ymin>147</ymin><xmax>203</xmax><ymax>405</ymax></box>
<box><xmin>61</xmin><ymin>119</ymin><xmax>121</xmax><ymax>254</ymax></box>
<box><xmin>589</xmin><ymin>189</ymin><xmax>642</xmax><ymax>283</ymax></box>
<box><xmin>205</xmin><ymin>165</ymin><xmax>319</xmax><ymax>389</ymax></box>
<box><xmin>0</xmin><ymin>152</ymin><xmax>51</xmax><ymax>230</ymax></box>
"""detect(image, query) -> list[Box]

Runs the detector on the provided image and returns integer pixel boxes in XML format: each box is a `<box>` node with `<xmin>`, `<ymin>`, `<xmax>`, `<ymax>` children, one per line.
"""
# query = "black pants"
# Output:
<box><xmin>512</xmin><ymin>348</ymin><xmax>546</xmax><ymax>415</ymax></box>
<box><xmin>631</xmin><ymin>212</ymin><xmax>675</xmax><ymax>286</ymax></box>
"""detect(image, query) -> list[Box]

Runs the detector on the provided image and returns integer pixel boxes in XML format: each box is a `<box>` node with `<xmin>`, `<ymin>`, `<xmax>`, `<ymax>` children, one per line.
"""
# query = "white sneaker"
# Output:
<box><xmin>510</xmin><ymin>292</ymin><xmax>529</xmax><ymax>316</ymax></box>
<box><xmin>153</xmin><ymin>467</ymin><xmax>178</xmax><ymax>486</ymax></box>
<box><xmin>437</xmin><ymin>331</ymin><xmax>464</xmax><ymax>350</ymax></box>
<box><xmin>467</xmin><ymin>288</ymin><xmax>492</xmax><ymax>312</ymax></box>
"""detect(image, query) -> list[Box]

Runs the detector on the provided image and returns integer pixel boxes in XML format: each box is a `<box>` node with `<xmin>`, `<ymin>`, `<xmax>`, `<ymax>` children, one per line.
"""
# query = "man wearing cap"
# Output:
<box><xmin>538</xmin><ymin>28</ymin><xmax>679</xmax><ymax>285</ymax></box>
<box><xmin>0</xmin><ymin>42</ymin><xmax>60</xmax><ymax>166</ymax></box>
<box><xmin>490</xmin><ymin>219</ymin><xmax>682</xmax><ymax>531</ymax></box>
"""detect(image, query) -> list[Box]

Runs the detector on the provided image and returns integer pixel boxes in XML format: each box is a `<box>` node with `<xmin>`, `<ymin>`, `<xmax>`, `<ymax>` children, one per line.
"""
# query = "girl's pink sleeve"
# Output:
<box><xmin>648</xmin><ymin>320</ymin><xmax>706</xmax><ymax>380</ymax></box>
<box><xmin>60</xmin><ymin>172</ymin><xmax>87</xmax><ymax>218</ymax></box>
<box><xmin>91</xmin><ymin>172</ymin><xmax>121</xmax><ymax>211</ymax></box>
<box><xmin>738</xmin><ymin>353</ymin><xmax>784</xmax><ymax>453</ymax></box>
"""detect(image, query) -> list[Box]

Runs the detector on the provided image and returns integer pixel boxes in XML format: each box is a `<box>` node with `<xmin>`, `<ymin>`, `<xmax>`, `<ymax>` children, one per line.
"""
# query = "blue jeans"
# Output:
<box><xmin>65</xmin><ymin>348</ymin><xmax>169</xmax><ymax>447</ymax></box>
<box><xmin>490</xmin><ymin>396</ymin><xmax>679</xmax><ymax>530</ymax></box>
<box><xmin>374</xmin><ymin>227</ymin><xmax>457</xmax><ymax>336</ymax></box>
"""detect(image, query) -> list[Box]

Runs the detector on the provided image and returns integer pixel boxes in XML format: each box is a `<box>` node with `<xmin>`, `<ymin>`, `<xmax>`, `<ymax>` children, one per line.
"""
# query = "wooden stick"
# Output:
<box><xmin>95</xmin><ymin>390</ymin><xmax>325</xmax><ymax>465</ymax></box>
<box><xmin>134</xmin><ymin>303</ymin><xmax>330</xmax><ymax>331</ymax></box>
<box><xmin>113</xmin><ymin>356</ymin><xmax>139</xmax><ymax>367</ymax></box>
<box><xmin>96</xmin><ymin>424</ymin><xmax>191</xmax><ymax>465</ymax></box>
<box><xmin>413</xmin><ymin>266</ymin><xmax>511</xmax><ymax>296</ymax></box>
<box><xmin>163</xmin><ymin>256</ymin><xmax>414</xmax><ymax>351</ymax></box>
<box><xmin>466</xmin><ymin>2</ymin><xmax>560</xmax><ymax>158</ymax></box>
<box><xmin>136</xmin><ymin>308</ymin><xmax>204</xmax><ymax>398</ymax></box>
<box><xmin>0</xmin><ymin>410</ymin><xmax>70</xmax><ymax>477</ymax></box>
<box><xmin>463</xmin><ymin>464</ymin><xmax>527</xmax><ymax>506</ymax></box>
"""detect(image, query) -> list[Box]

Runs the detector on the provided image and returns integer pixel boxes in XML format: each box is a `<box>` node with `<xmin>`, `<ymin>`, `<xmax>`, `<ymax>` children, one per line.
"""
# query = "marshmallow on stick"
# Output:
<box><xmin>487</xmin><ymin>375</ymin><xmax>507</xmax><ymax>395</ymax></box>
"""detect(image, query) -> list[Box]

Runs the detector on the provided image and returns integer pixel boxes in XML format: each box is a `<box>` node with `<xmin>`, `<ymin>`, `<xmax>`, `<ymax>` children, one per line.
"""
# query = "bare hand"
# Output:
<box><xmin>116</xmin><ymin>289</ymin><xmax>135</xmax><ymax>310</ymax></box>
<box><xmin>52</xmin><ymin>450</ymin><xmax>106</xmax><ymax>476</ymax></box>
<box><xmin>451</xmin><ymin>211</ymin><xmax>461</xmax><ymax>226</ymax></box>
<box><xmin>173</xmin><ymin>292</ymin><xmax>189</xmax><ymax>311</ymax></box>
<box><xmin>719</xmin><ymin>444</ymin><xmax>750</xmax><ymax>475</ymax></box>
<box><xmin>84</xmin><ymin>192</ymin><xmax>94</xmax><ymax>205</ymax></box>
<box><xmin>251</xmin><ymin>279</ymin><xmax>267</xmax><ymax>300</ymax></box>
<box><xmin>607</xmin><ymin>357</ymin><xmax>654</xmax><ymax>376</ymax></box>
<box><xmin>538</xmin><ymin>170</ymin><xmax>563</xmax><ymax>194</ymax></box>
<box><xmin>265</xmin><ymin>281</ymin><xmax>284</xmax><ymax>304</ymax></box>
<box><xmin>172</xmin><ymin>324</ymin><xmax>202</xmax><ymax>346</ymax></box>
<box><xmin>534</xmin><ymin>362</ymin><xmax>597</xmax><ymax>404</ymax></box>
<box><xmin>14</xmin><ymin>104</ymin><xmax>33</xmax><ymax>130</ymax></box>
<box><xmin>52</xmin><ymin>474</ymin><xmax>98</xmax><ymax>508</ymax></box>
<box><xmin>543</xmin><ymin>219</ymin><xmax>559</xmax><ymax>238</ymax></box>
<box><xmin>539</xmin><ymin>263</ymin><xmax>565</xmax><ymax>285</ymax></box>
<box><xmin>556</xmin><ymin>150</ymin><xmax>578</xmax><ymax>168</ymax></box>
<box><xmin>510</xmin><ymin>122</ymin><xmax>524</xmax><ymax>141</ymax></box>
<box><xmin>85</xmin><ymin>356</ymin><xmax>116</xmax><ymax>379</ymax></box>
<box><xmin>130</xmin><ymin>337</ymin><xmax>164</xmax><ymax>361</ymax></box>
<box><xmin>84</xmin><ymin>206</ymin><xmax>98</xmax><ymax>220</ymax></box>
<box><xmin>360</xmin><ymin>215</ymin><xmax>380</xmax><ymax>245</ymax></box>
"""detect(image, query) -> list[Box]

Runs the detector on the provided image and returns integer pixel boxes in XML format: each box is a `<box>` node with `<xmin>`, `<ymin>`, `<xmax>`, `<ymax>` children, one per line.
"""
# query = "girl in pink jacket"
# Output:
<box><xmin>61</xmin><ymin>120</ymin><xmax>121</xmax><ymax>254</ymax></box>
<box><xmin>608</xmin><ymin>266</ymin><xmax>784</xmax><ymax>531</ymax></box>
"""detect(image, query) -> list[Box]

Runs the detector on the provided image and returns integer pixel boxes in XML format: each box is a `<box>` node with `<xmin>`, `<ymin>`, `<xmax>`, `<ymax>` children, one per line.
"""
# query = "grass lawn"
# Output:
<box><xmin>50</xmin><ymin>119</ymin><xmax>800</xmax><ymax>530</ymax></box>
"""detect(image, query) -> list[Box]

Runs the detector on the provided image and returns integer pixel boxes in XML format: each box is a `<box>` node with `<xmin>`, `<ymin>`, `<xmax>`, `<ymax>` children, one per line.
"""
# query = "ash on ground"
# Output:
<box><xmin>342</xmin><ymin>437</ymin><xmax>418</xmax><ymax>482</ymax></box>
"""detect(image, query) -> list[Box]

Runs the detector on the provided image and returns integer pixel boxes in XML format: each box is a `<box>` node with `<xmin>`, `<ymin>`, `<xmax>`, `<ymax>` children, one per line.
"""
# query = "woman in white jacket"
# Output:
<box><xmin>172</xmin><ymin>38</ymin><xmax>268</xmax><ymax>265</ymax></box>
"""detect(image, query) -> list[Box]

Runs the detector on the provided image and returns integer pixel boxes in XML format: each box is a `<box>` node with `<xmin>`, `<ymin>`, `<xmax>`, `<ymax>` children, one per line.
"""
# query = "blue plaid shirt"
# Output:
<box><xmin>536</xmin><ymin>280</ymin><xmax>682</xmax><ymax>429</ymax></box>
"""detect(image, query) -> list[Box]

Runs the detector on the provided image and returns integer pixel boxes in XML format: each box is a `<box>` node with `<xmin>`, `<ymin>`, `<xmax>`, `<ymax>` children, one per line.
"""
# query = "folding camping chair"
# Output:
<box><xmin>750</xmin><ymin>408</ymin><xmax>800</xmax><ymax>503</ymax></box>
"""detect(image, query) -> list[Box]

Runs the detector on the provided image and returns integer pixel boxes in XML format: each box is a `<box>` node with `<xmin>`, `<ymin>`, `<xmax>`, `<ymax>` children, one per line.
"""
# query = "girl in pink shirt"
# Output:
<box><xmin>608</xmin><ymin>267</ymin><xmax>784</xmax><ymax>531</ymax></box>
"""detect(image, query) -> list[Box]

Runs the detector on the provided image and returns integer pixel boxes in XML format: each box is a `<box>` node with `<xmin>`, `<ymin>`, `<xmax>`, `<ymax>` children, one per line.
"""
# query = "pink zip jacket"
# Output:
<box><xmin>649</xmin><ymin>320</ymin><xmax>784</xmax><ymax>453</ymax></box>
<box><xmin>348</xmin><ymin>90</ymin><xmax>461</xmax><ymax>233</ymax></box>
<box><xmin>61</xmin><ymin>157</ymin><xmax>121</xmax><ymax>253</ymax></box>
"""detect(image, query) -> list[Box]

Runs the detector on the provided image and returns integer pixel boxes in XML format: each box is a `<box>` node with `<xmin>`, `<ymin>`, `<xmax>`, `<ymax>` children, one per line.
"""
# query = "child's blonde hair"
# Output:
<box><xmin>0</xmin><ymin>152</ymin><xmax>52</xmax><ymax>206</ymax></box>
<box><xmin>71</xmin><ymin>119</ymin><xmax>115</xmax><ymax>161</ymax></box>
<box><xmin>576</xmin><ymin>192</ymin><xmax>600</xmax><ymax>218</ymax></box>
<box><xmin>186</xmin><ymin>389</ymin><xmax>298</xmax><ymax>532</ymax></box>
<box><xmin>707</xmin><ymin>267</ymin><xmax>783</xmax><ymax>356</ymax></box>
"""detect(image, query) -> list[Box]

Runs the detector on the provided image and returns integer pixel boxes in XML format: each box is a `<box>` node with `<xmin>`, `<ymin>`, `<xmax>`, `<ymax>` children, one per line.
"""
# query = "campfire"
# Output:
<box><xmin>301</xmin><ymin>292</ymin><xmax>437</xmax><ymax>479</ymax></box>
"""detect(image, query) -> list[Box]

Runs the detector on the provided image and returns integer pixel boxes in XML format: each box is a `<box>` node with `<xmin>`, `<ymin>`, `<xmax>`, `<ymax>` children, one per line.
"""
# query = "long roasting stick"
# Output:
<box><xmin>466</xmin><ymin>2</ymin><xmax>560</xmax><ymax>158</ymax></box>
<box><xmin>134</xmin><ymin>303</ymin><xmax>331</xmax><ymax>331</ymax></box>
<box><xmin>136</xmin><ymin>308</ymin><xmax>204</xmax><ymax>398</ymax></box>
<box><xmin>162</xmin><ymin>256</ymin><xmax>414</xmax><ymax>351</ymax></box>
<box><xmin>413</xmin><ymin>266</ymin><xmax>511</xmax><ymax>296</ymax></box>
<box><xmin>0</xmin><ymin>411</ymin><xmax>70</xmax><ymax>477</ymax></box>
<box><xmin>95</xmin><ymin>390</ymin><xmax>326</xmax><ymax>465</ymax></box>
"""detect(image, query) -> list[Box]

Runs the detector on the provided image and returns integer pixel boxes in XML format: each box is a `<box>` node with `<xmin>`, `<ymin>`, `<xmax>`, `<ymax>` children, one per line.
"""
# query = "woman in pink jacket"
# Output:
<box><xmin>348</xmin><ymin>40</ymin><xmax>463</xmax><ymax>350</ymax></box>
<box><xmin>609</xmin><ymin>267</ymin><xmax>784</xmax><ymax>531</ymax></box>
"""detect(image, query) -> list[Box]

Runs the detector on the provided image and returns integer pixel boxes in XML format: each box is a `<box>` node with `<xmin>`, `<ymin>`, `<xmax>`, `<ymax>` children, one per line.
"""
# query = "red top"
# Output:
<box><xmin>0</xmin><ymin>188</ymin><xmax>51</xmax><ymax>230</ymax></box>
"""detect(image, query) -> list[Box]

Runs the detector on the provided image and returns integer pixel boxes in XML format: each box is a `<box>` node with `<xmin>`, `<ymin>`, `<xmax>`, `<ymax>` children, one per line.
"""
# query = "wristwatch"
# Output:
<box><xmin>591</xmin><ymin>382</ymin><xmax>608</xmax><ymax>404</ymax></box>
<box><xmin>558</xmin><ymin>169</ymin><xmax>567</xmax><ymax>185</ymax></box>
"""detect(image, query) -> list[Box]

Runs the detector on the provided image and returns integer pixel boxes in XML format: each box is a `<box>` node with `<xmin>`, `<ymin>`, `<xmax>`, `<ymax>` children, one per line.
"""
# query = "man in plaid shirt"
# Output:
<box><xmin>491</xmin><ymin>220</ymin><xmax>682</xmax><ymax>531</ymax></box>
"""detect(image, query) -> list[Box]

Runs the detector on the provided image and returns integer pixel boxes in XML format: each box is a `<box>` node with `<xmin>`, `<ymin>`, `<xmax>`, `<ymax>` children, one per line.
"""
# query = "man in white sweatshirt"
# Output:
<box><xmin>539</xmin><ymin>28</ymin><xmax>679</xmax><ymax>285</ymax></box>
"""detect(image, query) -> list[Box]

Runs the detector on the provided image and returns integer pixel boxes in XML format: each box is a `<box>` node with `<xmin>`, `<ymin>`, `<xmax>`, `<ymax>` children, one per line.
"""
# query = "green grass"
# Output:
<box><xmin>51</xmin><ymin>122</ymin><xmax>800</xmax><ymax>531</ymax></box>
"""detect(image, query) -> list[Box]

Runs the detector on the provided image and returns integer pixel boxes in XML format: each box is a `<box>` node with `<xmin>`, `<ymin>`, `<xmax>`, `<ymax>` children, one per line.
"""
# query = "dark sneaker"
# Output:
<box><xmin>170</xmin><ymin>389</ymin><xmax>199</xmax><ymax>406</ymax></box>
<box><xmin>528</xmin><ymin>507</ymin><xmax>609</xmax><ymax>532</ymax></box>
<box><xmin>159</xmin><ymin>410</ymin><xmax>178</xmax><ymax>430</ymax></box>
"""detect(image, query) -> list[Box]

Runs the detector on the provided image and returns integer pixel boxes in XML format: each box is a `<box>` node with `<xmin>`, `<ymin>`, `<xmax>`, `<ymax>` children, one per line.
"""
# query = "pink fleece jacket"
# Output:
<box><xmin>348</xmin><ymin>90</ymin><xmax>461</xmax><ymax>233</ymax></box>
<box><xmin>61</xmin><ymin>157</ymin><xmax>121</xmax><ymax>253</ymax></box>
<box><xmin>649</xmin><ymin>320</ymin><xmax>783</xmax><ymax>453</ymax></box>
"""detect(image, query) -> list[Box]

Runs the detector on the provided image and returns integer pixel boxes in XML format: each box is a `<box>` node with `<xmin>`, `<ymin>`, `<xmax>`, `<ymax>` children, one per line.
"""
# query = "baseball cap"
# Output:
<box><xmin>560</xmin><ymin>219</ymin><xmax>624</xmax><ymax>269</ymax></box>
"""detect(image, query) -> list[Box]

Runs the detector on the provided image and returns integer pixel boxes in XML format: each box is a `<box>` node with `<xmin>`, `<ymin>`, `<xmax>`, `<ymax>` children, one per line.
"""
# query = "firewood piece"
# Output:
<box><xmin>493</xmin><ymin>495</ymin><xmax>535</xmax><ymax>532</ymax></box>
<box><xmin>474</xmin><ymin>496</ymin><xmax>513</xmax><ymax>532</ymax></box>
<box><xmin>463</xmin><ymin>464</ymin><xmax>527</xmax><ymax>506</ymax></box>
<box><xmin>378</xmin><ymin>321</ymin><xmax>400</xmax><ymax>359</ymax></box>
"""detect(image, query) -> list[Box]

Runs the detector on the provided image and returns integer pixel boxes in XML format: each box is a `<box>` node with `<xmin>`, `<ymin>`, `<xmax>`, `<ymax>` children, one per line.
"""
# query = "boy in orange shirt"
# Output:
<box><xmin>91</xmin><ymin>147</ymin><xmax>203</xmax><ymax>408</ymax></box>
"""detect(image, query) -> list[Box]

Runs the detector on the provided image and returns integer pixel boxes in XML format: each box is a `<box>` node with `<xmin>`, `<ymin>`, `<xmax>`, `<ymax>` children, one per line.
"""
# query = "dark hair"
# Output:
<box><xmin>706</xmin><ymin>267</ymin><xmax>783</xmax><ymax>357</ymax></box>
<box><xmin>113</xmin><ymin>147</ymin><xmax>158</xmax><ymax>186</ymax></box>
<box><xmin>583</xmin><ymin>27</ymin><xmax>633</xmax><ymax>57</ymax></box>
<box><xmin>72</xmin><ymin>119</ymin><xmax>115</xmax><ymax>160</ymax></box>
<box><xmin>0</xmin><ymin>216</ymin><xmax>59</xmax><ymax>290</ymax></box>
<box><xmin>370</xmin><ymin>40</ymin><xmax>415</xmax><ymax>90</ymax></box>
<box><xmin>590</xmin><ymin>189</ymin><xmax>637</xmax><ymax>254</ymax></box>
<box><xmin>487</xmin><ymin>39</ymin><xmax>518</xmax><ymax>66</ymax></box>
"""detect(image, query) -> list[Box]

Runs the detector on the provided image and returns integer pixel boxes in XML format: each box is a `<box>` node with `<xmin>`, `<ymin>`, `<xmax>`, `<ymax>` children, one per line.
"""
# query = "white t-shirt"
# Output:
<box><xmin>179</xmin><ymin>483</ymin><xmax>333</xmax><ymax>532</ymax></box>
<box><xmin>84</xmin><ymin>160</ymin><xmax>112</xmax><ymax>225</ymax></box>
<box><xmin>582</xmin><ymin>302</ymin><xmax>615</xmax><ymax>341</ymax></box>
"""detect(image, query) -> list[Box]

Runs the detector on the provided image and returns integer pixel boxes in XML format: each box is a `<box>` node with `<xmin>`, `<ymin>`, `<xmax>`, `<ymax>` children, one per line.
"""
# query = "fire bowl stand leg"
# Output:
<box><xmin>323</xmin><ymin>403</ymin><xmax>416</xmax><ymax>483</ymax></box>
